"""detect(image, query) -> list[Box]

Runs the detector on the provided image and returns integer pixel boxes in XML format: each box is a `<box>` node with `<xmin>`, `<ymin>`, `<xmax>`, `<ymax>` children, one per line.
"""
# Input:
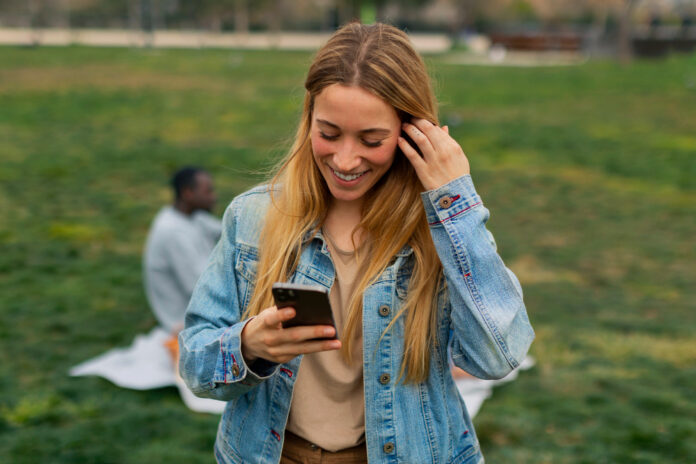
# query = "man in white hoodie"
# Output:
<box><xmin>143</xmin><ymin>167</ymin><xmax>221</xmax><ymax>333</ymax></box>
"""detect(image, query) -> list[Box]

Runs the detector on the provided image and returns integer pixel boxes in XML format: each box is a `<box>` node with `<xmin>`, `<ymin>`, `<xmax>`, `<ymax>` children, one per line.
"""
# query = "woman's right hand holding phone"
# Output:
<box><xmin>241</xmin><ymin>306</ymin><xmax>341</xmax><ymax>364</ymax></box>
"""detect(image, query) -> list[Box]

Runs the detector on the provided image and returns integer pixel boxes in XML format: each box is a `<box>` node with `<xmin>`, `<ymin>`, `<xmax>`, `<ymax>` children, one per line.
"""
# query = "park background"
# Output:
<box><xmin>1</xmin><ymin>1</ymin><xmax>695</xmax><ymax>463</ymax></box>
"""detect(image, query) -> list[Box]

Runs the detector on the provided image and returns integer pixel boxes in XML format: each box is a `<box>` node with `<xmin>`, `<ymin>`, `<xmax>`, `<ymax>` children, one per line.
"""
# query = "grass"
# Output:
<box><xmin>0</xmin><ymin>45</ymin><xmax>694</xmax><ymax>463</ymax></box>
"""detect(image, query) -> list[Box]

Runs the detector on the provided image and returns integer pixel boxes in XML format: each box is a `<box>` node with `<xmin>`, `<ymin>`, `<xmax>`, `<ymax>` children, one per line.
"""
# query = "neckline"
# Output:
<box><xmin>322</xmin><ymin>228</ymin><xmax>356</xmax><ymax>256</ymax></box>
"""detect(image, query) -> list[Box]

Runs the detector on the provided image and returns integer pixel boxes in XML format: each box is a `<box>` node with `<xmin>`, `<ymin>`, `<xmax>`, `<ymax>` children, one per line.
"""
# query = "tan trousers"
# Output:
<box><xmin>280</xmin><ymin>431</ymin><xmax>368</xmax><ymax>464</ymax></box>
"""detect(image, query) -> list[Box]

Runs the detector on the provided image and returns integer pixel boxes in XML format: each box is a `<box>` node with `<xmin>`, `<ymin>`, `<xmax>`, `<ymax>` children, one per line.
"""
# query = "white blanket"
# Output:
<box><xmin>69</xmin><ymin>327</ymin><xmax>227</xmax><ymax>413</ymax></box>
<box><xmin>454</xmin><ymin>355</ymin><xmax>536</xmax><ymax>417</ymax></box>
<box><xmin>70</xmin><ymin>328</ymin><xmax>534</xmax><ymax>416</ymax></box>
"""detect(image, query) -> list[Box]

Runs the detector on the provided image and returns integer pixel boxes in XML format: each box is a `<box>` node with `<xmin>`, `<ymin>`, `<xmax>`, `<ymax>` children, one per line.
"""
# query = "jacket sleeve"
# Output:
<box><xmin>421</xmin><ymin>175</ymin><xmax>534</xmax><ymax>380</ymax></box>
<box><xmin>178</xmin><ymin>198</ymin><xmax>278</xmax><ymax>400</ymax></box>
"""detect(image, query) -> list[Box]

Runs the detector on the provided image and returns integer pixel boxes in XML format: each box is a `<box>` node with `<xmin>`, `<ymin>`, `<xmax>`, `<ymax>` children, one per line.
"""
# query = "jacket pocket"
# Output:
<box><xmin>216</xmin><ymin>398</ymin><xmax>250</xmax><ymax>464</ymax></box>
<box><xmin>448</xmin><ymin>442</ymin><xmax>481</xmax><ymax>464</ymax></box>
<box><xmin>214</xmin><ymin>441</ymin><xmax>244</xmax><ymax>464</ymax></box>
<box><xmin>291</xmin><ymin>262</ymin><xmax>333</xmax><ymax>289</ymax></box>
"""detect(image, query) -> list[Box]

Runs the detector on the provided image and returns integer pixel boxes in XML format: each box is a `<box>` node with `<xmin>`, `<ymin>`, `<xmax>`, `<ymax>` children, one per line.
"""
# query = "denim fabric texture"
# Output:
<box><xmin>179</xmin><ymin>174</ymin><xmax>535</xmax><ymax>464</ymax></box>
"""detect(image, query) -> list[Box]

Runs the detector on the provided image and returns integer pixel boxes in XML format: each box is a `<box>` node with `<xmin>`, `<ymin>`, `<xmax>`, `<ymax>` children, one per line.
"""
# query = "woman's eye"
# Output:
<box><xmin>362</xmin><ymin>139</ymin><xmax>383</xmax><ymax>148</ymax></box>
<box><xmin>320</xmin><ymin>132</ymin><xmax>339</xmax><ymax>141</ymax></box>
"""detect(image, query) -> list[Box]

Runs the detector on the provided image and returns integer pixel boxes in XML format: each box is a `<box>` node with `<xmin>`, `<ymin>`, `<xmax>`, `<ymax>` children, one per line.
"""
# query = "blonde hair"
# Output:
<box><xmin>244</xmin><ymin>22</ymin><xmax>443</xmax><ymax>383</ymax></box>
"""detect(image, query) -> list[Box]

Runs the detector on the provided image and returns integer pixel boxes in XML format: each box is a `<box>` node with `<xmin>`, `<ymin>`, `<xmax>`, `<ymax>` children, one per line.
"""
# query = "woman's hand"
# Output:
<box><xmin>398</xmin><ymin>119</ymin><xmax>470</xmax><ymax>191</ymax></box>
<box><xmin>241</xmin><ymin>305</ymin><xmax>341</xmax><ymax>364</ymax></box>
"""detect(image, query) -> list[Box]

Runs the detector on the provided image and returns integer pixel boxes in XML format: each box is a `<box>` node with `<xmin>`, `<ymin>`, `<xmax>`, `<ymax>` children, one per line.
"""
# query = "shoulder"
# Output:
<box><xmin>232</xmin><ymin>183</ymin><xmax>273</xmax><ymax>206</ymax></box>
<box><xmin>191</xmin><ymin>209</ymin><xmax>222</xmax><ymax>232</ymax></box>
<box><xmin>226</xmin><ymin>184</ymin><xmax>274</xmax><ymax>218</ymax></box>
<box><xmin>144</xmin><ymin>207</ymin><xmax>192</xmax><ymax>258</ymax></box>
<box><xmin>222</xmin><ymin>184</ymin><xmax>276</xmax><ymax>246</ymax></box>
<box><xmin>148</xmin><ymin>207</ymin><xmax>186</xmax><ymax>238</ymax></box>
<box><xmin>151</xmin><ymin>206</ymin><xmax>175</xmax><ymax>224</ymax></box>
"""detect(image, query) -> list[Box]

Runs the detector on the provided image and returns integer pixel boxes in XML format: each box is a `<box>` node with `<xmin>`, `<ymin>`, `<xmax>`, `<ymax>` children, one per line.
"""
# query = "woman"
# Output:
<box><xmin>179</xmin><ymin>22</ymin><xmax>534</xmax><ymax>464</ymax></box>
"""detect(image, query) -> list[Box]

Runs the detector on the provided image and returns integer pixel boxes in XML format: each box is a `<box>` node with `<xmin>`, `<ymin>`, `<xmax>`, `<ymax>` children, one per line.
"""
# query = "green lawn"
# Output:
<box><xmin>1</xmin><ymin>46</ymin><xmax>694</xmax><ymax>463</ymax></box>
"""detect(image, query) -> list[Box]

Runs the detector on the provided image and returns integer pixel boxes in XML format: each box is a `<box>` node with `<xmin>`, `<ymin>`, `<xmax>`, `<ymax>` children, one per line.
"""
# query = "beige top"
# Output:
<box><xmin>285</xmin><ymin>233</ymin><xmax>365</xmax><ymax>451</ymax></box>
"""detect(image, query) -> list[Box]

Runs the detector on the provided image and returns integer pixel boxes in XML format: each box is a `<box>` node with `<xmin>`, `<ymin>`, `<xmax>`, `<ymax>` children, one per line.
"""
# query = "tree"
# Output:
<box><xmin>234</xmin><ymin>0</ymin><xmax>248</xmax><ymax>33</ymax></box>
<box><xmin>585</xmin><ymin>0</ymin><xmax>640</xmax><ymax>62</ymax></box>
<box><xmin>617</xmin><ymin>0</ymin><xmax>639</xmax><ymax>62</ymax></box>
<box><xmin>452</xmin><ymin>0</ymin><xmax>489</xmax><ymax>37</ymax></box>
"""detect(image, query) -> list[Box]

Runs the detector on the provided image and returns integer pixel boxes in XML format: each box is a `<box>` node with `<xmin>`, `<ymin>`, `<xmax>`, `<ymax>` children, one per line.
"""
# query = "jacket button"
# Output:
<box><xmin>379</xmin><ymin>373</ymin><xmax>391</xmax><ymax>385</ymax></box>
<box><xmin>438</xmin><ymin>196</ymin><xmax>452</xmax><ymax>209</ymax></box>
<box><xmin>383</xmin><ymin>442</ymin><xmax>395</xmax><ymax>453</ymax></box>
<box><xmin>232</xmin><ymin>364</ymin><xmax>240</xmax><ymax>377</ymax></box>
<box><xmin>378</xmin><ymin>305</ymin><xmax>390</xmax><ymax>317</ymax></box>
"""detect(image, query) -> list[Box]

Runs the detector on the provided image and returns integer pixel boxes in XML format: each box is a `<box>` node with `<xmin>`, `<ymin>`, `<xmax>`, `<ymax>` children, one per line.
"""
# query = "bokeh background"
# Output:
<box><xmin>1</xmin><ymin>1</ymin><xmax>695</xmax><ymax>463</ymax></box>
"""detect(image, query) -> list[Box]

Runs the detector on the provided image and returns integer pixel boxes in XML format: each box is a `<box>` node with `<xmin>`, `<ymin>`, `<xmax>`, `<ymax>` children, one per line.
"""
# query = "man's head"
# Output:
<box><xmin>171</xmin><ymin>167</ymin><xmax>217</xmax><ymax>214</ymax></box>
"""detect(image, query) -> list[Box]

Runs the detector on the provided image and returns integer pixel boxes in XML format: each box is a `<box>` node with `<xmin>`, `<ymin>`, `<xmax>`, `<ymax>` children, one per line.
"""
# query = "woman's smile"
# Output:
<box><xmin>330</xmin><ymin>167</ymin><xmax>368</xmax><ymax>183</ymax></box>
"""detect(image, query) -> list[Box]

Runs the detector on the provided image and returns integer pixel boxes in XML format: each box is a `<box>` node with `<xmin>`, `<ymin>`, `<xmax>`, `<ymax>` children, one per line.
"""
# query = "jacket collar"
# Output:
<box><xmin>302</xmin><ymin>227</ymin><xmax>413</xmax><ymax>258</ymax></box>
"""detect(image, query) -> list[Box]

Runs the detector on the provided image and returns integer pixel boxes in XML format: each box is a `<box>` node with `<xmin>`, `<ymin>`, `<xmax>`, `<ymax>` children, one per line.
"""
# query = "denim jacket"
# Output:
<box><xmin>179</xmin><ymin>175</ymin><xmax>534</xmax><ymax>464</ymax></box>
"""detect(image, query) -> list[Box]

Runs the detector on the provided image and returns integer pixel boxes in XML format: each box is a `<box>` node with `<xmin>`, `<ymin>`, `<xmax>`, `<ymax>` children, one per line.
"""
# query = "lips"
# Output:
<box><xmin>331</xmin><ymin>168</ymin><xmax>368</xmax><ymax>182</ymax></box>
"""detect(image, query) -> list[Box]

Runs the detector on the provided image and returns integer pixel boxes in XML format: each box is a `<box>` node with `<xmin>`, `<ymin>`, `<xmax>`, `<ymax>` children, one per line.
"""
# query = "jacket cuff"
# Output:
<box><xmin>420</xmin><ymin>175</ymin><xmax>483</xmax><ymax>225</ymax></box>
<box><xmin>215</xmin><ymin>319</ymin><xmax>278</xmax><ymax>387</ymax></box>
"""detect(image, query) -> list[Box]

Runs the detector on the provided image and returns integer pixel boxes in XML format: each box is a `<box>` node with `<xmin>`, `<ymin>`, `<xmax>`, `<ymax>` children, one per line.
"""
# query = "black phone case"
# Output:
<box><xmin>272</xmin><ymin>284</ymin><xmax>337</xmax><ymax>339</ymax></box>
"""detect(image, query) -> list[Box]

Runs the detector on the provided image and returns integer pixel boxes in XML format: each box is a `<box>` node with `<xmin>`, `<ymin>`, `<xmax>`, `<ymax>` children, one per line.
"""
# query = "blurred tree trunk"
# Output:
<box><xmin>617</xmin><ymin>0</ymin><xmax>637</xmax><ymax>63</ymax></box>
<box><xmin>152</xmin><ymin>0</ymin><xmax>164</xmax><ymax>29</ymax></box>
<box><xmin>267</xmin><ymin>0</ymin><xmax>281</xmax><ymax>33</ymax></box>
<box><xmin>210</xmin><ymin>16</ymin><xmax>222</xmax><ymax>32</ymax></box>
<box><xmin>587</xmin><ymin>6</ymin><xmax>609</xmax><ymax>57</ymax></box>
<box><xmin>453</xmin><ymin>0</ymin><xmax>485</xmax><ymax>41</ymax></box>
<box><xmin>40</xmin><ymin>0</ymin><xmax>69</xmax><ymax>28</ymax></box>
<box><xmin>140</xmin><ymin>0</ymin><xmax>153</xmax><ymax>32</ymax></box>
<box><xmin>128</xmin><ymin>0</ymin><xmax>141</xmax><ymax>31</ymax></box>
<box><xmin>27</xmin><ymin>0</ymin><xmax>42</xmax><ymax>45</ymax></box>
<box><xmin>59</xmin><ymin>0</ymin><xmax>70</xmax><ymax>28</ymax></box>
<box><xmin>139</xmin><ymin>0</ymin><xmax>154</xmax><ymax>46</ymax></box>
<box><xmin>234</xmin><ymin>0</ymin><xmax>249</xmax><ymax>33</ymax></box>
<box><xmin>28</xmin><ymin>0</ymin><xmax>40</xmax><ymax>27</ymax></box>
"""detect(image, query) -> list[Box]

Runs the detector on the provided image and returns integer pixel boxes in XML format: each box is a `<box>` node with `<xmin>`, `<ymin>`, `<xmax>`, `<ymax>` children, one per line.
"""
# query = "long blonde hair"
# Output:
<box><xmin>244</xmin><ymin>22</ymin><xmax>443</xmax><ymax>383</ymax></box>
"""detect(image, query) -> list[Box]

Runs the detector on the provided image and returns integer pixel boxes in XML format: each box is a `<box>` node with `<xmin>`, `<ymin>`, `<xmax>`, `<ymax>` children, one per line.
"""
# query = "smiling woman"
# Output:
<box><xmin>178</xmin><ymin>22</ymin><xmax>534</xmax><ymax>464</ymax></box>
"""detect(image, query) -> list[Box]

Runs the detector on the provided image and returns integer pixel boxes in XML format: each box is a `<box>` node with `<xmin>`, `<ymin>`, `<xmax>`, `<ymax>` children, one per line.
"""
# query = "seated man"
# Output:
<box><xmin>143</xmin><ymin>166</ymin><xmax>221</xmax><ymax>334</ymax></box>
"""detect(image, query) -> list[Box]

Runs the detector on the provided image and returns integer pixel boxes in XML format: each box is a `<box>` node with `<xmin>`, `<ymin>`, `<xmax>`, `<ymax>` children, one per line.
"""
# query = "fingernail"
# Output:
<box><xmin>324</xmin><ymin>328</ymin><xmax>334</xmax><ymax>336</ymax></box>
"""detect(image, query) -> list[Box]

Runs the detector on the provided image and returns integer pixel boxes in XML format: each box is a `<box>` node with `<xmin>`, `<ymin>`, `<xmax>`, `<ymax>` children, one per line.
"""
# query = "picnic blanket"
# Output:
<box><xmin>69</xmin><ymin>327</ymin><xmax>226</xmax><ymax>414</ymax></box>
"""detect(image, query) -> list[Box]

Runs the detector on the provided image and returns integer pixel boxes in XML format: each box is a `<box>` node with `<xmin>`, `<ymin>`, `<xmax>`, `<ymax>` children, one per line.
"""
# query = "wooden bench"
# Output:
<box><xmin>489</xmin><ymin>33</ymin><xmax>582</xmax><ymax>51</ymax></box>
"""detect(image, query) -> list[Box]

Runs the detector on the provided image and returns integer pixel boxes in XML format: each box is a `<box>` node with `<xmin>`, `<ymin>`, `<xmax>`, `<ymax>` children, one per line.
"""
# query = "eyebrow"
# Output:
<box><xmin>316</xmin><ymin>119</ymin><xmax>391</xmax><ymax>136</ymax></box>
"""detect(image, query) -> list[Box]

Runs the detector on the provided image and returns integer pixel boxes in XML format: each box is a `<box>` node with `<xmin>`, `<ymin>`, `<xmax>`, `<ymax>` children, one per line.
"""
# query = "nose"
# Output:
<box><xmin>332</xmin><ymin>138</ymin><xmax>362</xmax><ymax>172</ymax></box>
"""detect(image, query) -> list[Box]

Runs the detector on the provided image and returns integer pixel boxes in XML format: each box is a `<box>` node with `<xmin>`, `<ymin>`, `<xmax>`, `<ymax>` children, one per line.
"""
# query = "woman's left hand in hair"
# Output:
<box><xmin>398</xmin><ymin>119</ymin><xmax>470</xmax><ymax>191</ymax></box>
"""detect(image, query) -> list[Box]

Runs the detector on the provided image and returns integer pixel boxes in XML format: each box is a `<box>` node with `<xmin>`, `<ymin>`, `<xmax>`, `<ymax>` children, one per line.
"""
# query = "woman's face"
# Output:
<box><xmin>310</xmin><ymin>84</ymin><xmax>401</xmax><ymax>209</ymax></box>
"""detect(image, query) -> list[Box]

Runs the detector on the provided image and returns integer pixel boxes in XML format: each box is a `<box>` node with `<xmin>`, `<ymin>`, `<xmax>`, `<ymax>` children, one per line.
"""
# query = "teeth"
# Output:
<box><xmin>332</xmin><ymin>169</ymin><xmax>365</xmax><ymax>181</ymax></box>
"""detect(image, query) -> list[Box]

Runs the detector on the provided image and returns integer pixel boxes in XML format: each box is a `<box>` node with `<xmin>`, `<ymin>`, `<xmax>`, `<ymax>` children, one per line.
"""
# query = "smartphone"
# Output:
<box><xmin>271</xmin><ymin>282</ymin><xmax>337</xmax><ymax>339</ymax></box>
